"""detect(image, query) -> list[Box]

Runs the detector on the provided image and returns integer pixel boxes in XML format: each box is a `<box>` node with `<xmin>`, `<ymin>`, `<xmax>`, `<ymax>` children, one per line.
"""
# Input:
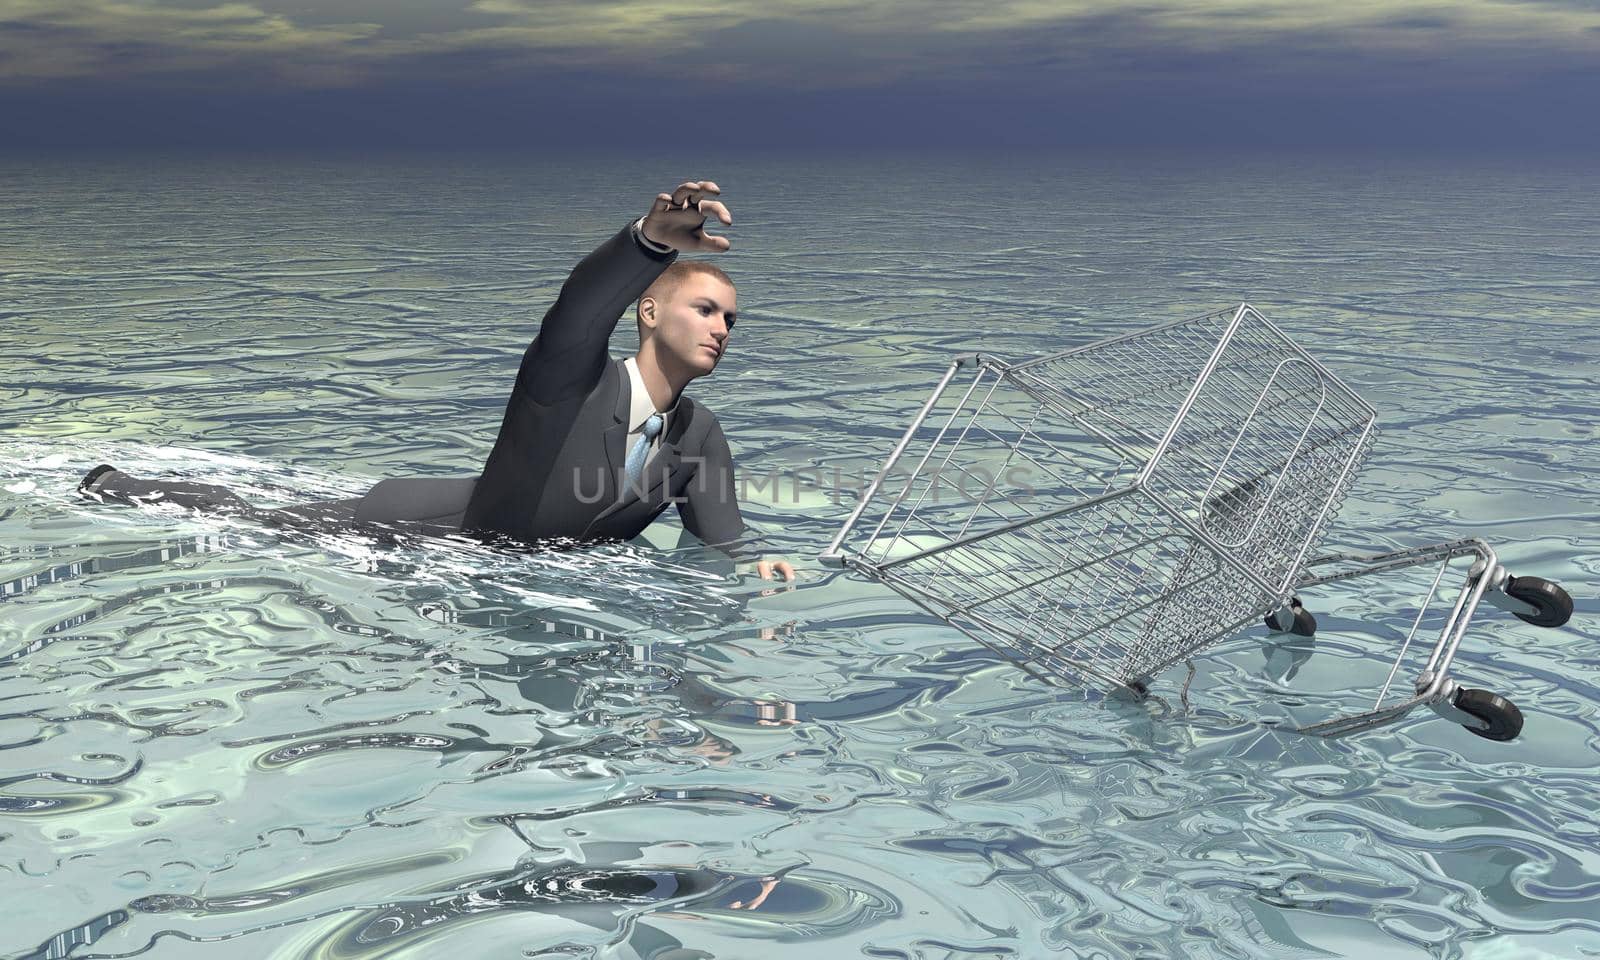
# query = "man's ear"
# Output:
<box><xmin>637</xmin><ymin>296</ymin><xmax>658</xmax><ymax>332</ymax></box>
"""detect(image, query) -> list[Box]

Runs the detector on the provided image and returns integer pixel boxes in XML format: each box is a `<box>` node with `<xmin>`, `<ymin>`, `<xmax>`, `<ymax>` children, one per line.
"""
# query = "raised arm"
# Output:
<box><xmin>516</xmin><ymin>219</ymin><xmax>678</xmax><ymax>405</ymax></box>
<box><xmin>517</xmin><ymin>180</ymin><xmax>741</xmax><ymax>405</ymax></box>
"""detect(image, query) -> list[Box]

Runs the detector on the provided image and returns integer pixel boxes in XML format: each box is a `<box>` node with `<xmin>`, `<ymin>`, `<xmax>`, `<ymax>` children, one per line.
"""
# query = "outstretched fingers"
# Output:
<box><xmin>645</xmin><ymin>180</ymin><xmax>733</xmax><ymax>252</ymax></box>
<box><xmin>670</xmin><ymin>180</ymin><xmax>720</xmax><ymax>209</ymax></box>
<box><xmin>695</xmin><ymin>198</ymin><xmax>731</xmax><ymax>225</ymax></box>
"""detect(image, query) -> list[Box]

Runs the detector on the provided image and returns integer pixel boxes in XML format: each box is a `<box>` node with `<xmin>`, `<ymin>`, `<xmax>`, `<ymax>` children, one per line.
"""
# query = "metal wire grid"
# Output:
<box><xmin>855</xmin><ymin>370</ymin><xmax>1140</xmax><ymax>570</ymax></box>
<box><xmin>832</xmin><ymin>305</ymin><xmax>1379</xmax><ymax>688</ymax></box>
<box><xmin>876</xmin><ymin>491</ymin><xmax>1222</xmax><ymax>686</ymax></box>
<box><xmin>834</xmin><ymin>364</ymin><xmax>1152</xmax><ymax>685</ymax></box>
<box><xmin>857</xmin><ymin>400</ymin><xmax>1264</xmax><ymax>687</ymax></box>
<box><xmin>1013</xmin><ymin>308</ymin><xmax>1376</xmax><ymax>593</ymax></box>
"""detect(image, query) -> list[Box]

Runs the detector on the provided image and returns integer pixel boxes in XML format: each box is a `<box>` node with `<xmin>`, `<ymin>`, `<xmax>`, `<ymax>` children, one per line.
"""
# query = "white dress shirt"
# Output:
<box><xmin>623</xmin><ymin>355</ymin><xmax>679</xmax><ymax>474</ymax></box>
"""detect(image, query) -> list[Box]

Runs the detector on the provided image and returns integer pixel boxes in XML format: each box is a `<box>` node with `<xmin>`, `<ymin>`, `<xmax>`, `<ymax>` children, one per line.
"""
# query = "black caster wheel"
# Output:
<box><xmin>1505</xmin><ymin>576</ymin><xmax>1573</xmax><ymax>628</ymax></box>
<box><xmin>1263</xmin><ymin>597</ymin><xmax>1317</xmax><ymax>637</ymax></box>
<box><xmin>1126</xmin><ymin>679</ymin><xmax>1150</xmax><ymax>698</ymax></box>
<box><xmin>1453</xmin><ymin>687</ymin><xmax>1524</xmax><ymax>742</ymax></box>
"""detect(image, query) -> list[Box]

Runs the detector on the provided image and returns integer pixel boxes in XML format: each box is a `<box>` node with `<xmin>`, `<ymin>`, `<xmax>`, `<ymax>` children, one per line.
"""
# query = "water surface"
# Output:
<box><xmin>2</xmin><ymin>150</ymin><xmax>1597</xmax><ymax>958</ymax></box>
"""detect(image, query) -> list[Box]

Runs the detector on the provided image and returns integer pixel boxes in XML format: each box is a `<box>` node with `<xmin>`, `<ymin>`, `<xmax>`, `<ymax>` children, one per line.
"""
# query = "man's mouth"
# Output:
<box><xmin>701</xmin><ymin>343</ymin><xmax>722</xmax><ymax>357</ymax></box>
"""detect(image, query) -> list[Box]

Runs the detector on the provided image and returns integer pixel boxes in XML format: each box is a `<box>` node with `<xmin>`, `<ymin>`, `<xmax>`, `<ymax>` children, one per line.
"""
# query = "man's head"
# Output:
<box><xmin>635</xmin><ymin>260</ymin><xmax>737</xmax><ymax>380</ymax></box>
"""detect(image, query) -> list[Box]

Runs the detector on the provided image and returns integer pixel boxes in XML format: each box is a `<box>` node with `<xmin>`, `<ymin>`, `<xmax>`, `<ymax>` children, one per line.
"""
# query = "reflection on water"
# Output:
<box><xmin>2</xmin><ymin>151</ymin><xmax>1598</xmax><ymax>958</ymax></box>
<box><xmin>0</xmin><ymin>515</ymin><xmax>972</xmax><ymax>958</ymax></box>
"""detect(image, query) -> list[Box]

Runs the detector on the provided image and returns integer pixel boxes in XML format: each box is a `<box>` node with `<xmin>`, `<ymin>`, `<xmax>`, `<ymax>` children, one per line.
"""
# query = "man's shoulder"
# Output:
<box><xmin>674</xmin><ymin>394</ymin><xmax>730</xmax><ymax>446</ymax></box>
<box><xmin>676</xmin><ymin>392</ymin><xmax>716</xmax><ymax>427</ymax></box>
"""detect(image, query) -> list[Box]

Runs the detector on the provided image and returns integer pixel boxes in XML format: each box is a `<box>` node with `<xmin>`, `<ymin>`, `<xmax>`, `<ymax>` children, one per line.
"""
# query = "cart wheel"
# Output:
<box><xmin>1504</xmin><ymin>576</ymin><xmax>1573</xmax><ymax>628</ymax></box>
<box><xmin>1453</xmin><ymin>687</ymin><xmax>1524</xmax><ymax>742</ymax></box>
<box><xmin>1263</xmin><ymin>599</ymin><xmax>1316</xmax><ymax>637</ymax></box>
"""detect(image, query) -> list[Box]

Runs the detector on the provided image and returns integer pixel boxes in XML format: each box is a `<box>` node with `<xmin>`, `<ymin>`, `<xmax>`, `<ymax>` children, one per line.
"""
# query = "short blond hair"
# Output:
<box><xmin>638</xmin><ymin>260</ymin><xmax>734</xmax><ymax>315</ymax></box>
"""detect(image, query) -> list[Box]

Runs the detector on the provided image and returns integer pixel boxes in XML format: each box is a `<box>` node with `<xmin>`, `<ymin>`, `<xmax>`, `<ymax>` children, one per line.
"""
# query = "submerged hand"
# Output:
<box><xmin>730</xmin><ymin>876</ymin><xmax>779</xmax><ymax>910</ymax></box>
<box><xmin>756</xmin><ymin>557</ymin><xmax>796</xmax><ymax>582</ymax></box>
<box><xmin>641</xmin><ymin>180</ymin><xmax>733</xmax><ymax>253</ymax></box>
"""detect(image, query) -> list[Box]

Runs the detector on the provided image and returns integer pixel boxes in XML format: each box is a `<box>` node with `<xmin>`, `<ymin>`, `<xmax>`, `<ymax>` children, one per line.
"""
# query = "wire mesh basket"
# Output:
<box><xmin>822</xmin><ymin>304</ymin><xmax>1572</xmax><ymax>739</ymax></box>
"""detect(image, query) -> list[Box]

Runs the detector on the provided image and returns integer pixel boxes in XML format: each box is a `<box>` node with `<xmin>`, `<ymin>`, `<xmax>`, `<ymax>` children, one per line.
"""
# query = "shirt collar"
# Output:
<box><xmin>623</xmin><ymin>355</ymin><xmax>680</xmax><ymax>432</ymax></box>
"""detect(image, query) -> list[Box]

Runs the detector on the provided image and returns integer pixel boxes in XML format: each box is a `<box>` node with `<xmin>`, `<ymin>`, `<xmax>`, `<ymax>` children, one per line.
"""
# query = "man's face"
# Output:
<box><xmin>649</xmin><ymin>274</ymin><xmax>738</xmax><ymax>377</ymax></box>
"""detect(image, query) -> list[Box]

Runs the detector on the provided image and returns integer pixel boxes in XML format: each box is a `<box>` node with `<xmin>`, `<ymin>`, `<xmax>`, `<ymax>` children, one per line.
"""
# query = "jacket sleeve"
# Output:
<box><xmin>677</xmin><ymin>415</ymin><xmax>770</xmax><ymax>562</ymax></box>
<box><xmin>516</xmin><ymin>220</ymin><xmax>678</xmax><ymax>405</ymax></box>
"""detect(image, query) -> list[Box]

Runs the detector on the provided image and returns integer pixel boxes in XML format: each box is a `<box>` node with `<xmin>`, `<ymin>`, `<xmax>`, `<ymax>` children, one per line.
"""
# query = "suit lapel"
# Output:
<box><xmin>600</xmin><ymin>357</ymin><xmax>630</xmax><ymax>495</ymax></box>
<box><xmin>584</xmin><ymin>359</ymin><xmax>633</xmax><ymax>531</ymax></box>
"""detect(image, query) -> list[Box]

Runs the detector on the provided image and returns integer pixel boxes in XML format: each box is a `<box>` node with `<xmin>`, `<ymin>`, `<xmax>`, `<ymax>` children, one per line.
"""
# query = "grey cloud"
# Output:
<box><xmin>1</xmin><ymin>0</ymin><xmax>1598</xmax><ymax>151</ymax></box>
<box><xmin>1381</xmin><ymin>16</ymin><xmax>1457</xmax><ymax>30</ymax></box>
<box><xmin>1</xmin><ymin>0</ymin><xmax>1598</xmax><ymax>91</ymax></box>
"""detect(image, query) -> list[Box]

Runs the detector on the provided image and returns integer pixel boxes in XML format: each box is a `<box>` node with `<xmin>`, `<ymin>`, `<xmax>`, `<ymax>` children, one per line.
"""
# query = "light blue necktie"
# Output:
<box><xmin>623</xmin><ymin>413</ymin><xmax>664</xmax><ymax>496</ymax></box>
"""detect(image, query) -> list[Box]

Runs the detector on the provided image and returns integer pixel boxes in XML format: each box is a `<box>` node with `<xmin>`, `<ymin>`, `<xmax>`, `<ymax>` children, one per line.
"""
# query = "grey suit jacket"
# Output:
<box><xmin>458</xmin><ymin>219</ymin><xmax>757</xmax><ymax>558</ymax></box>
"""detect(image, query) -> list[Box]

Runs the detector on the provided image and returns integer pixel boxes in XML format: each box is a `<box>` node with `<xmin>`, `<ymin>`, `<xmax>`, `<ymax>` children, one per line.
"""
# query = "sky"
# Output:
<box><xmin>1</xmin><ymin>0</ymin><xmax>1597</xmax><ymax>150</ymax></box>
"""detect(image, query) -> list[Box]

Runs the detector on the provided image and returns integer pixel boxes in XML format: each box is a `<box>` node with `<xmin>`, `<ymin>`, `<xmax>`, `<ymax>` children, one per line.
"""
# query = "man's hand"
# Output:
<box><xmin>755</xmin><ymin>557</ymin><xmax>796</xmax><ymax>582</ymax></box>
<box><xmin>642</xmin><ymin>180</ymin><xmax>733</xmax><ymax>253</ymax></box>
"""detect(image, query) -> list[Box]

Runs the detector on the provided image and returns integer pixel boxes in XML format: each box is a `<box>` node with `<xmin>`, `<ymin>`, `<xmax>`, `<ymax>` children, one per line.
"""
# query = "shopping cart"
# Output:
<box><xmin>820</xmin><ymin>304</ymin><xmax>1573</xmax><ymax>740</ymax></box>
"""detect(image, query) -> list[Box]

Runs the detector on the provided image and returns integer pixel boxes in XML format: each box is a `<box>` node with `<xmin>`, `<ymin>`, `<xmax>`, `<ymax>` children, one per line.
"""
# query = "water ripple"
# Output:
<box><xmin>2</xmin><ymin>152</ymin><xmax>1598</xmax><ymax>958</ymax></box>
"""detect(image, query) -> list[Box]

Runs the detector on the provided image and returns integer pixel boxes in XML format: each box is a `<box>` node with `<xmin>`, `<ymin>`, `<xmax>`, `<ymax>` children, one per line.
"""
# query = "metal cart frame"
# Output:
<box><xmin>821</xmin><ymin>304</ymin><xmax>1571</xmax><ymax>739</ymax></box>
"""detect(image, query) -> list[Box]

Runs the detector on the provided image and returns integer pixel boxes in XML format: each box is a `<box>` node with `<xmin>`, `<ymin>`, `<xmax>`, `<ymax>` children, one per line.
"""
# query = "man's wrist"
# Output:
<box><xmin>632</xmin><ymin>216</ymin><xmax>675</xmax><ymax>254</ymax></box>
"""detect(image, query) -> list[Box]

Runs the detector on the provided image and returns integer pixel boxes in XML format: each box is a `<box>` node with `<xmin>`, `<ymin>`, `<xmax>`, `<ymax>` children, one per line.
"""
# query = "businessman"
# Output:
<box><xmin>79</xmin><ymin>179</ymin><xmax>797</xmax><ymax>582</ymax></box>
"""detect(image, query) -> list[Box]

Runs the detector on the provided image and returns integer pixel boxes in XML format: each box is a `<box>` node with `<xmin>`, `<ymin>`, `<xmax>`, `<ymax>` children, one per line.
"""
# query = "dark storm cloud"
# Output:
<box><xmin>0</xmin><ymin>0</ymin><xmax>1596</xmax><ymax>148</ymax></box>
<box><xmin>1381</xmin><ymin>15</ymin><xmax>1456</xmax><ymax>29</ymax></box>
